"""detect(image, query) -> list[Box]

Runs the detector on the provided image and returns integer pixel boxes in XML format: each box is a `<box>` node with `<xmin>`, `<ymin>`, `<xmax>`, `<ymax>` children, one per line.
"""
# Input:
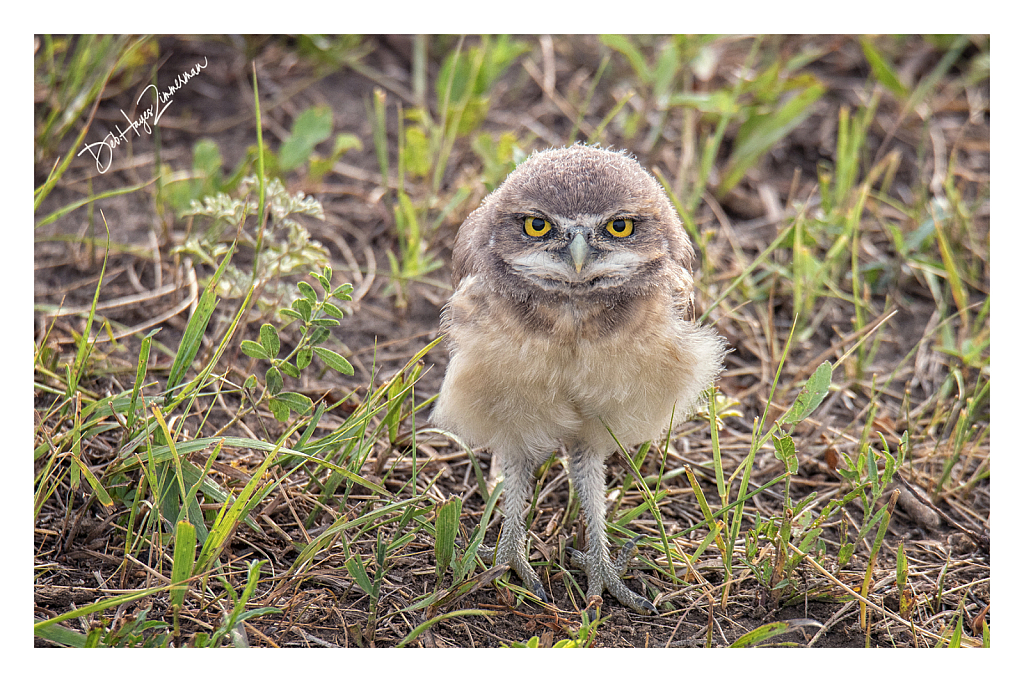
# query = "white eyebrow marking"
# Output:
<box><xmin>550</xmin><ymin>213</ymin><xmax>606</xmax><ymax>228</ymax></box>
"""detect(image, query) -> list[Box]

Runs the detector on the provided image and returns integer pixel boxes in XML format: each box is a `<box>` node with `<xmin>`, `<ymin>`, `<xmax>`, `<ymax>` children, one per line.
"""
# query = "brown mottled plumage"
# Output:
<box><xmin>432</xmin><ymin>144</ymin><xmax>727</xmax><ymax>614</ymax></box>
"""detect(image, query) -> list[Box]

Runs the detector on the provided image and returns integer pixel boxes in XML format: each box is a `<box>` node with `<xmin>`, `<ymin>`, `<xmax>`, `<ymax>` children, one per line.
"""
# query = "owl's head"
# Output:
<box><xmin>458</xmin><ymin>144</ymin><xmax>695</xmax><ymax>301</ymax></box>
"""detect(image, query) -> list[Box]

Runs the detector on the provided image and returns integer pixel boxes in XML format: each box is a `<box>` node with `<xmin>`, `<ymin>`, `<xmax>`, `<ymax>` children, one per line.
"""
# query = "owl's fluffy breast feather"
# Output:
<box><xmin>432</xmin><ymin>273</ymin><xmax>726</xmax><ymax>459</ymax></box>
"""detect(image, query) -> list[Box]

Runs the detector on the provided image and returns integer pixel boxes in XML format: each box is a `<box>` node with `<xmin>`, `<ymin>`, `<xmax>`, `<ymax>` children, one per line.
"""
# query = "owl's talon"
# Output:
<box><xmin>481</xmin><ymin>542</ymin><xmax>549</xmax><ymax>604</ymax></box>
<box><xmin>495</xmin><ymin>542</ymin><xmax>548</xmax><ymax>604</ymax></box>
<box><xmin>531</xmin><ymin>582</ymin><xmax>550</xmax><ymax>604</ymax></box>
<box><xmin>569</xmin><ymin>538</ymin><xmax>655</xmax><ymax>615</ymax></box>
<box><xmin>612</xmin><ymin>535</ymin><xmax>646</xmax><ymax>576</ymax></box>
<box><xmin>604</xmin><ymin>575</ymin><xmax>656</xmax><ymax>615</ymax></box>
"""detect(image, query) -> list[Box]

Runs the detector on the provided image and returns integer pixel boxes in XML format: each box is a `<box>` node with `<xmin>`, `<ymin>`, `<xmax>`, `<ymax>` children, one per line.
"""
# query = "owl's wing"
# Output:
<box><xmin>667</xmin><ymin>225</ymin><xmax>698</xmax><ymax>323</ymax></box>
<box><xmin>672</xmin><ymin>279</ymin><xmax>696</xmax><ymax>323</ymax></box>
<box><xmin>449</xmin><ymin>205</ymin><xmax>488</xmax><ymax>286</ymax></box>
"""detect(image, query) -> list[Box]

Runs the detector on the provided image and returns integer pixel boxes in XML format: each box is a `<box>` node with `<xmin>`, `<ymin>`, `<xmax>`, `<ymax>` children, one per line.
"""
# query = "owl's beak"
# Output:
<box><xmin>568</xmin><ymin>233</ymin><xmax>591</xmax><ymax>273</ymax></box>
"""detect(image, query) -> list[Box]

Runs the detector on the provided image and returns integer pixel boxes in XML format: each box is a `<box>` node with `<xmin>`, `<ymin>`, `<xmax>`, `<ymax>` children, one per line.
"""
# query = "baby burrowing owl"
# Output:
<box><xmin>432</xmin><ymin>144</ymin><xmax>727</xmax><ymax>614</ymax></box>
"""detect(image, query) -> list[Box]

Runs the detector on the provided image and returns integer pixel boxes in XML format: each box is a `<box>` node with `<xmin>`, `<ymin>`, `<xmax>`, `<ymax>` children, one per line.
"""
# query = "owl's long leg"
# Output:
<box><xmin>491</xmin><ymin>452</ymin><xmax>549</xmax><ymax>603</ymax></box>
<box><xmin>567</xmin><ymin>449</ymin><xmax>656</xmax><ymax>615</ymax></box>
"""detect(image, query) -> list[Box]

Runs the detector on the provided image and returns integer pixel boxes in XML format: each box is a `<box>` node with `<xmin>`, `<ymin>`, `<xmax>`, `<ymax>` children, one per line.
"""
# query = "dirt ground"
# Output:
<box><xmin>33</xmin><ymin>35</ymin><xmax>989</xmax><ymax>648</ymax></box>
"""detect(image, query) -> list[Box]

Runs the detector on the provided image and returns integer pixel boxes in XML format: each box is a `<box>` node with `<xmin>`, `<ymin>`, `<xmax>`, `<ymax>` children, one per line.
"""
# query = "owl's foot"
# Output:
<box><xmin>479</xmin><ymin>540</ymin><xmax>550</xmax><ymax>604</ymax></box>
<box><xmin>568</xmin><ymin>536</ymin><xmax>656</xmax><ymax>615</ymax></box>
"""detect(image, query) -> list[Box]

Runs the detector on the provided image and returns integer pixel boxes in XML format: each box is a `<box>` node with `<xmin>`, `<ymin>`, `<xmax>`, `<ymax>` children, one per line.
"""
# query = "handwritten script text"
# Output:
<box><xmin>78</xmin><ymin>57</ymin><xmax>209</xmax><ymax>173</ymax></box>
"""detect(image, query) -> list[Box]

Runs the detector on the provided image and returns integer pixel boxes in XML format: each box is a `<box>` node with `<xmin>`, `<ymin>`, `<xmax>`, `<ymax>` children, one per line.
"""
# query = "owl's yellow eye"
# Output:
<box><xmin>524</xmin><ymin>216</ymin><xmax>552</xmax><ymax>237</ymax></box>
<box><xmin>606</xmin><ymin>218</ymin><xmax>634</xmax><ymax>238</ymax></box>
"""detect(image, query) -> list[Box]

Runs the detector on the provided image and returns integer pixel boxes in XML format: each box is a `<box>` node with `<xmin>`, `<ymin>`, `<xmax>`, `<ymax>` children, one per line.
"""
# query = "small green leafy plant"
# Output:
<box><xmin>240</xmin><ymin>266</ymin><xmax>355</xmax><ymax>422</ymax></box>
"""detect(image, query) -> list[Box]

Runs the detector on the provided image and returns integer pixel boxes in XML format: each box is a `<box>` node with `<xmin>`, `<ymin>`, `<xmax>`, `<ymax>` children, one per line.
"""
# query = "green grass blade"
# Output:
<box><xmin>729</xmin><ymin>620</ymin><xmax>815</xmax><ymax>647</ymax></box>
<box><xmin>65</xmin><ymin>216</ymin><xmax>110</xmax><ymax>402</ymax></box>
<box><xmin>35</xmin><ymin>178</ymin><xmax>156</xmax><ymax>229</ymax></box>
<box><xmin>126</xmin><ymin>329</ymin><xmax>157</xmax><ymax>430</ymax></box>
<box><xmin>397</xmin><ymin>609</ymin><xmax>497</xmax><ymax>648</ymax></box>
<box><xmin>195</xmin><ymin>433</ymin><xmax>288</xmax><ymax>574</ymax></box>
<box><xmin>859</xmin><ymin>489</ymin><xmax>899</xmax><ymax>629</ymax></box>
<box><xmin>434</xmin><ymin>495</ymin><xmax>462</xmax><ymax>578</ymax></box>
<box><xmin>165</xmin><ymin>244</ymin><xmax>234</xmax><ymax>395</ymax></box>
<box><xmin>33</xmin><ymin>619</ymin><xmax>91</xmax><ymax>647</ymax></box>
<box><xmin>34</xmin><ymin>582</ymin><xmax>181</xmax><ymax>632</ymax></box>
<box><xmin>720</xmin><ymin>80</ymin><xmax>825</xmax><ymax>195</ymax></box>
<box><xmin>859</xmin><ymin>37</ymin><xmax>908</xmax><ymax>99</ymax></box>
<box><xmin>345</xmin><ymin>553</ymin><xmax>374</xmax><ymax>595</ymax></box>
<box><xmin>170</xmin><ymin>520</ymin><xmax>196</xmax><ymax>609</ymax></box>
